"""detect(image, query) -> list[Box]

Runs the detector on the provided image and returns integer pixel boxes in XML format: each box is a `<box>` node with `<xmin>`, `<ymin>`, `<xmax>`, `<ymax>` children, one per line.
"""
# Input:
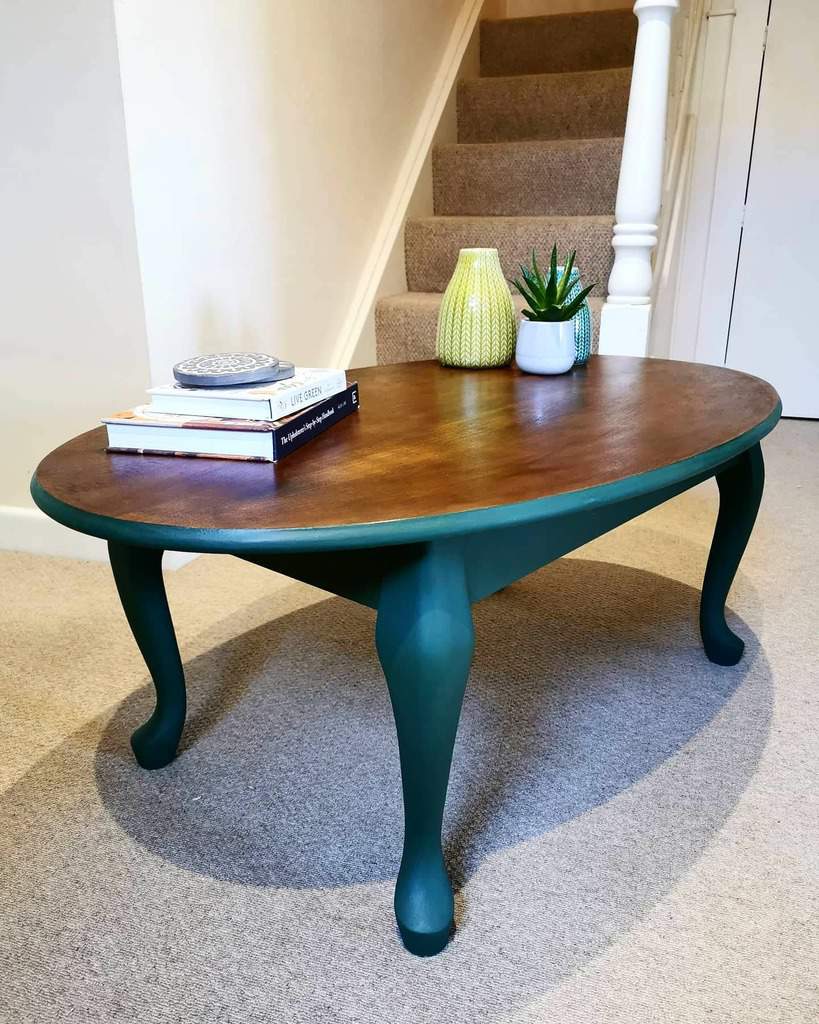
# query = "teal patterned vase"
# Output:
<box><xmin>562</xmin><ymin>265</ymin><xmax>592</xmax><ymax>366</ymax></box>
<box><xmin>436</xmin><ymin>248</ymin><xmax>516</xmax><ymax>368</ymax></box>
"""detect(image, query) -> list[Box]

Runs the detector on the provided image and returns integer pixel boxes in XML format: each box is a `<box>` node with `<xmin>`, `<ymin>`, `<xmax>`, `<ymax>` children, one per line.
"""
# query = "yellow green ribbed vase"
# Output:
<box><xmin>436</xmin><ymin>248</ymin><xmax>517</xmax><ymax>368</ymax></box>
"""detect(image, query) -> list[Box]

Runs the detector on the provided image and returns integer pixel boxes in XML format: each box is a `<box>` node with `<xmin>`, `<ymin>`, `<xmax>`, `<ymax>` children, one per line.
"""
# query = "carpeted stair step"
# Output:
<box><xmin>433</xmin><ymin>137</ymin><xmax>622</xmax><ymax>217</ymax></box>
<box><xmin>405</xmin><ymin>215</ymin><xmax>614</xmax><ymax>295</ymax></box>
<box><xmin>458</xmin><ymin>67</ymin><xmax>631</xmax><ymax>144</ymax></box>
<box><xmin>375</xmin><ymin>291</ymin><xmax>603</xmax><ymax>365</ymax></box>
<box><xmin>480</xmin><ymin>9</ymin><xmax>637</xmax><ymax>78</ymax></box>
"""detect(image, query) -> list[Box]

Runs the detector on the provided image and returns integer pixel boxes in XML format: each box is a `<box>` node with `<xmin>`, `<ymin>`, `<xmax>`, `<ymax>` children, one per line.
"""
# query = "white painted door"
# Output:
<box><xmin>725</xmin><ymin>0</ymin><xmax>819</xmax><ymax>417</ymax></box>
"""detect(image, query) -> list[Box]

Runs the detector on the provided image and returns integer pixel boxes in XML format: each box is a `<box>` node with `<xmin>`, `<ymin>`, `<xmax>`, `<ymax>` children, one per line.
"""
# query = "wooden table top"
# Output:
<box><xmin>34</xmin><ymin>357</ymin><xmax>780</xmax><ymax>542</ymax></box>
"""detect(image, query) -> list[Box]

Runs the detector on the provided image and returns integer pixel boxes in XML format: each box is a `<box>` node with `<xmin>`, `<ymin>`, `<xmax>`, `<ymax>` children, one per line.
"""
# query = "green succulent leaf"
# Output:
<box><xmin>511</xmin><ymin>277</ymin><xmax>541</xmax><ymax>312</ymax></box>
<box><xmin>543</xmin><ymin>245</ymin><xmax>558</xmax><ymax>307</ymax></box>
<box><xmin>521</xmin><ymin>267</ymin><xmax>547</xmax><ymax>307</ymax></box>
<box><xmin>531</xmin><ymin>248</ymin><xmax>542</xmax><ymax>285</ymax></box>
<box><xmin>522</xmin><ymin>258</ymin><xmax>545</xmax><ymax>286</ymax></box>
<box><xmin>515</xmin><ymin>245</ymin><xmax>593</xmax><ymax>322</ymax></box>
<box><xmin>555</xmin><ymin>250</ymin><xmax>576</xmax><ymax>304</ymax></box>
<box><xmin>558</xmin><ymin>282</ymin><xmax>596</xmax><ymax>321</ymax></box>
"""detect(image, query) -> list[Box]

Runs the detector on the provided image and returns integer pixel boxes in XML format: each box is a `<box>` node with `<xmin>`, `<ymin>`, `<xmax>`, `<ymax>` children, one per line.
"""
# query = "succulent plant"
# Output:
<box><xmin>511</xmin><ymin>245</ymin><xmax>595</xmax><ymax>323</ymax></box>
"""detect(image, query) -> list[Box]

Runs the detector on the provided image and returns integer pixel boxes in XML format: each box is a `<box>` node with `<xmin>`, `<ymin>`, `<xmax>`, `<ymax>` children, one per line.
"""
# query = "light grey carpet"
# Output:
<box><xmin>1</xmin><ymin>420</ymin><xmax>817</xmax><ymax>1023</ymax></box>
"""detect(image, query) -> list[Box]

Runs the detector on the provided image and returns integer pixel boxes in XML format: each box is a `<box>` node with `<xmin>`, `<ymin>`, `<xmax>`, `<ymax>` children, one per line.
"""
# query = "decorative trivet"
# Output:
<box><xmin>172</xmin><ymin>353</ymin><xmax>296</xmax><ymax>388</ymax></box>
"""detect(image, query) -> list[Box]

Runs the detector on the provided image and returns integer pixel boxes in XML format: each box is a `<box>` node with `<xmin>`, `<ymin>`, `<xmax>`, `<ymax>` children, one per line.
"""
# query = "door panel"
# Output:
<box><xmin>726</xmin><ymin>0</ymin><xmax>819</xmax><ymax>417</ymax></box>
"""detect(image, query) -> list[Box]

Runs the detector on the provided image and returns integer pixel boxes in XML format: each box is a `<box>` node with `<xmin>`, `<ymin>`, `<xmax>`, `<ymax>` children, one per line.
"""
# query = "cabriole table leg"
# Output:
<box><xmin>108</xmin><ymin>542</ymin><xmax>187</xmax><ymax>769</ymax></box>
<box><xmin>375</xmin><ymin>542</ymin><xmax>474</xmax><ymax>956</ymax></box>
<box><xmin>700</xmin><ymin>443</ymin><xmax>765</xmax><ymax>666</ymax></box>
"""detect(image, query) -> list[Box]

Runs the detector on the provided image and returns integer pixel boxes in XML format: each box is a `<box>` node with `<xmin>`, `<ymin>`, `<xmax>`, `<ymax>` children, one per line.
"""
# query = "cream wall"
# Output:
<box><xmin>0</xmin><ymin>0</ymin><xmax>150</xmax><ymax>510</ymax></box>
<box><xmin>352</xmin><ymin>6</ymin><xmax>485</xmax><ymax>367</ymax></box>
<box><xmin>114</xmin><ymin>0</ymin><xmax>466</xmax><ymax>384</ymax></box>
<box><xmin>0</xmin><ymin>0</ymin><xmax>629</xmax><ymax>506</ymax></box>
<box><xmin>0</xmin><ymin>0</ymin><xmax>471</xmax><ymax>552</ymax></box>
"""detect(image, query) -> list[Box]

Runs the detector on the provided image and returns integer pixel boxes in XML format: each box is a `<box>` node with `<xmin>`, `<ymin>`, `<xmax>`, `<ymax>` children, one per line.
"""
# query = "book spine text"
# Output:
<box><xmin>271</xmin><ymin>383</ymin><xmax>359</xmax><ymax>460</ymax></box>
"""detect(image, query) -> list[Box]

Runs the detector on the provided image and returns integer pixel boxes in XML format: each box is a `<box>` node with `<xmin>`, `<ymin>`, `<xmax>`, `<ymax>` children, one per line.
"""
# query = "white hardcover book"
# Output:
<box><xmin>147</xmin><ymin>367</ymin><xmax>347</xmax><ymax>420</ymax></box>
<box><xmin>103</xmin><ymin>382</ymin><xmax>359</xmax><ymax>463</ymax></box>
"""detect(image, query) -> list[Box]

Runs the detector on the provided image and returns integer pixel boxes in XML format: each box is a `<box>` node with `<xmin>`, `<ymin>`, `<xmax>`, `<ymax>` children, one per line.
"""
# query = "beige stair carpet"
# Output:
<box><xmin>456</xmin><ymin>67</ymin><xmax>630</xmax><ymax>145</ymax></box>
<box><xmin>479</xmin><ymin>8</ymin><xmax>638</xmax><ymax>77</ymax></box>
<box><xmin>376</xmin><ymin>8</ymin><xmax>636</xmax><ymax>366</ymax></box>
<box><xmin>433</xmin><ymin>138</ymin><xmax>623</xmax><ymax>217</ymax></box>
<box><xmin>405</xmin><ymin>215</ymin><xmax>614</xmax><ymax>295</ymax></box>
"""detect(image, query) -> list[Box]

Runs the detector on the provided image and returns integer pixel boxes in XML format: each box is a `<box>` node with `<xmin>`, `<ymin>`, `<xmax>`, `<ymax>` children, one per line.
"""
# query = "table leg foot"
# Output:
<box><xmin>700</xmin><ymin>444</ymin><xmax>764</xmax><ymax>666</ymax></box>
<box><xmin>398</xmin><ymin>919</ymin><xmax>452</xmax><ymax>958</ymax></box>
<box><xmin>376</xmin><ymin>543</ymin><xmax>474</xmax><ymax>956</ymax></box>
<box><xmin>108</xmin><ymin>542</ymin><xmax>187</xmax><ymax>769</ymax></box>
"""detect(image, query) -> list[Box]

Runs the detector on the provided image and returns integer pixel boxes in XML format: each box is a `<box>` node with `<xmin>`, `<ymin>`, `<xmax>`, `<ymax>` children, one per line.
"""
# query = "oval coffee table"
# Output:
<box><xmin>32</xmin><ymin>356</ymin><xmax>780</xmax><ymax>956</ymax></box>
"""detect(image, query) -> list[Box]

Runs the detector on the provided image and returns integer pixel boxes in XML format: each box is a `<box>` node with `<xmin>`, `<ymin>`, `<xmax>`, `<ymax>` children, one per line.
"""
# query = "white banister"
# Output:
<box><xmin>599</xmin><ymin>0</ymin><xmax>680</xmax><ymax>356</ymax></box>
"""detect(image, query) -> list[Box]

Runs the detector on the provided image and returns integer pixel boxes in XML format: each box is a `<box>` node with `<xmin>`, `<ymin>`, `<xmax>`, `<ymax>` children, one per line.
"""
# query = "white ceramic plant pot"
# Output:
<box><xmin>515</xmin><ymin>319</ymin><xmax>576</xmax><ymax>375</ymax></box>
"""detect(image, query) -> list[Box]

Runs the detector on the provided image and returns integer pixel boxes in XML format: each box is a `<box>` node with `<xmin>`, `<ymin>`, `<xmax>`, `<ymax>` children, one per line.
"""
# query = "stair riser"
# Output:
<box><xmin>480</xmin><ymin>10</ymin><xmax>637</xmax><ymax>78</ymax></box>
<box><xmin>375</xmin><ymin>302</ymin><xmax>449</xmax><ymax>366</ymax></box>
<box><xmin>458</xmin><ymin>68</ymin><xmax>630</xmax><ymax>144</ymax></box>
<box><xmin>405</xmin><ymin>218</ymin><xmax>614</xmax><ymax>295</ymax></box>
<box><xmin>375</xmin><ymin>294</ymin><xmax>524</xmax><ymax>366</ymax></box>
<box><xmin>375</xmin><ymin>294</ymin><xmax>601</xmax><ymax>366</ymax></box>
<box><xmin>434</xmin><ymin>138</ymin><xmax>622</xmax><ymax>217</ymax></box>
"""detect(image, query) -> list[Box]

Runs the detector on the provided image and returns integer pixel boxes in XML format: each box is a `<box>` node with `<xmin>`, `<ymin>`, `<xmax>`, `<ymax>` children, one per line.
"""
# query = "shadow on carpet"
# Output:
<box><xmin>93</xmin><ymin>558</ymin><xmax>770</xmax><ymax>892</ymax></box>
<box><xmin>0</xmin><ymin>558</ymin><xmax>775</xmax><ymax>1023</ymax></box>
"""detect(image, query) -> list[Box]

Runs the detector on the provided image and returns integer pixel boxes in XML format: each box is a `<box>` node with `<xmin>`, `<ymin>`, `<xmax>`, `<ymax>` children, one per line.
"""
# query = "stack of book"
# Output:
<box><xmin>103</xmin><ymin>368</ymin><xmax>358</xmax><ymax>463</ymax></box>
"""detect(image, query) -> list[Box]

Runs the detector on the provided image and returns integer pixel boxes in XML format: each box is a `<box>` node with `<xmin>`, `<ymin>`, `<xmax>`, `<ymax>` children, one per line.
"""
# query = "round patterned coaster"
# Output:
<box><xmin>172</xmin><ymin>353</ymin><xmax>296</xmax><ymax>388</ymax></box>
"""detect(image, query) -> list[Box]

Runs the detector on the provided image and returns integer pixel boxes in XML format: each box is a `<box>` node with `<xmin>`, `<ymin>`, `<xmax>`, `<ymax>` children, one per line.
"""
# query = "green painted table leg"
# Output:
<box><xmin>700</xmin><ymin>443</ymin><xmax>765</xmax><ymax>665</ymax></box>
<box><xmin>108</xmin><ymin>542</ymin><xmax>187</xmax><ymax>769</ymax></box>
<box><xmin>376</xmin><ymin>542</ymin><xmax>474</xmax><ymax>956</ymax></box>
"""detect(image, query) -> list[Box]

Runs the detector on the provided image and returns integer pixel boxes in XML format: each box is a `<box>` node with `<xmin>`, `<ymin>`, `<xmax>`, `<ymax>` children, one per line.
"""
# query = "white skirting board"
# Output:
<box><xmin>0</xmin><ymin>505</ymin><xmax>198</xmax><ymax>570</ymax></box>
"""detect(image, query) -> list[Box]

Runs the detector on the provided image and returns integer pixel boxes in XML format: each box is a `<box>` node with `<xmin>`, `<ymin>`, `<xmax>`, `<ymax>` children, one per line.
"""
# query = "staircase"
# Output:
<box><xmin>375</xmin><ymin>7</ymin><xmax>637</xmax><ymax>365</ymax></box>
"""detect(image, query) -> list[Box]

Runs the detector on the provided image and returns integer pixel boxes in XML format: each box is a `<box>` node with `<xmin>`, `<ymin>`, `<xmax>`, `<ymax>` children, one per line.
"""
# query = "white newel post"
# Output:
<box><xmin>599</xmin><ymin>0</ymin><xmax>679</xmax><ymax>356</ymax></box>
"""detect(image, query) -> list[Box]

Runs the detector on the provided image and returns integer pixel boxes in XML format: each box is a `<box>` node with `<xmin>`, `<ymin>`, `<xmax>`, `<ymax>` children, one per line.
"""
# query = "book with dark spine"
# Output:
<box><xmin>104</xmin><ymin>382</ymin><xmax>359</xmax><ymax>463</ymax></box>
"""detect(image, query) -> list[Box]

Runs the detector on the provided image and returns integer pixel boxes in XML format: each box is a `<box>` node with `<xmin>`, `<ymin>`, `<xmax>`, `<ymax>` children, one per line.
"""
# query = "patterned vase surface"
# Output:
<box><xmin>436</xmin><ymin>248</ymin><xmax>516</xmax><ymax>368</ymax></box>
<box><xmin>563</xmin><ymin>266</ymin><xmax>592</xmax><ymax>366</ymax></box>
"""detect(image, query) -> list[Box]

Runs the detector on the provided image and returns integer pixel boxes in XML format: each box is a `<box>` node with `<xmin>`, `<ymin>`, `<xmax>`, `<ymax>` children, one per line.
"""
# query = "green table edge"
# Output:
<box><xmin>30</xmin><ymin>401</ymin><xmax>782</xmax><ymax>554</ymax></box>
